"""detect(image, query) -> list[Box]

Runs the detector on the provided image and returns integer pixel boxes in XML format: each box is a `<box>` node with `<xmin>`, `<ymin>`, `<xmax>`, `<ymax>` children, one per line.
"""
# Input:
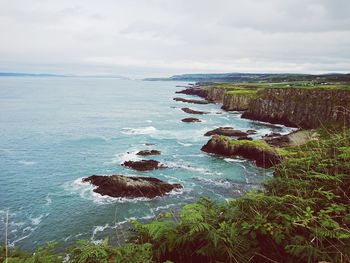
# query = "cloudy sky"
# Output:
<box><xmin>0</xmin><ymin>0</ymin><xmax>349</xmax><ymax>77</ymax></box>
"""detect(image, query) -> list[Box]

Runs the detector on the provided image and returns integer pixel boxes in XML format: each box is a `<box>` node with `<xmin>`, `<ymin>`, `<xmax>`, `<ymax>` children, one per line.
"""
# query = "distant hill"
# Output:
<box><xmin>144</xmin><ymin>72</ymin><xmax>350</xmax><ymax>83</ymax></box>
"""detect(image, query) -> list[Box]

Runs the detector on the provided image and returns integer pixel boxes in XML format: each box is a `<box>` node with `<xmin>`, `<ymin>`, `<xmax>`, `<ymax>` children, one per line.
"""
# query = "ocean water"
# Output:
<box><xmin>0</xmin><ymin>77</ymin><xmax>294</xmax><ymax>250</ymax></box>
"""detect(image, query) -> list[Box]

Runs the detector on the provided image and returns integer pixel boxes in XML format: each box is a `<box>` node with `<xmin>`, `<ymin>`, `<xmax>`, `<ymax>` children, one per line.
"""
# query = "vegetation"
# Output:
<box><xmin>2</xmin><ymin>127</ymin><xmax>350</xmax><ymax>262</ymax></box>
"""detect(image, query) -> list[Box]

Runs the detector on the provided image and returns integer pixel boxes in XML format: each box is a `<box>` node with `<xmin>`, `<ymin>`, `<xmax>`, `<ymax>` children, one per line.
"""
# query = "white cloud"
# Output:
<box><xmin>0</xmin><ymin>0</ymin><xmax>349</xmax><ymax>77</ymax></box>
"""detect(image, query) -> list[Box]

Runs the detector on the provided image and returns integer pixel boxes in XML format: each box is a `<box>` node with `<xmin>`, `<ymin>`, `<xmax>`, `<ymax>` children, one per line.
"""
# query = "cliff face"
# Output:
<box><xmin>222</xmin><ymin>93</ymin><xmax>253</xmax><ymax>111</ymax></box>
<box><xmin>242</xmin><ymin>88</ymin><xmax>350</xmax><ymax>128</ymax></box>
<box><xmin>206</xmin><ymin>88</ymin><xmax>226</xmax><ymax>102</ymax></box>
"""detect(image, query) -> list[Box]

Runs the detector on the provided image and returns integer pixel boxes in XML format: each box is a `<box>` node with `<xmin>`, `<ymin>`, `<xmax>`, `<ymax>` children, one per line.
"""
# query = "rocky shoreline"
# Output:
<box><xmin>177</xmin><ymin>85</ymin><xmax>350</xmax><ymax>128</ymax></box>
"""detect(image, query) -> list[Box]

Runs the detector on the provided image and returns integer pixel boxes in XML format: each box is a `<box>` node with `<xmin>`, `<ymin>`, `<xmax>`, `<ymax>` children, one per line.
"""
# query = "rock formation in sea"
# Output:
<box><xmin>204</xmin><ymin>127</ymin><xmax>248</xmax><ymax>137</ymax></box>
<box><xmin>201</xmin><ymin>135</ymin><xmax>282</xmax><ymax>168</ymax></box>
<box><xmin>136</xmin><ymin>150</ymin><xmax>161</xmax><ymax>156</ymax></box>
<box><xmin>181</xmin><ymin>107</ymin><xmax>208</xmax><ymax>114</ymax></box>
<box><xmin>182</xmin><ymin>117</ymin><xmax>201</xmax><ymax>123</ymax></box>
<box><xmin>173</xmin><ymin>97</ymin><xmax>210</xmax><ymax>104</ymax></box>
<box><xmin>122</xmin><ymin>160</ymin><xmax>167</xmax><ymax>171</ymax></box>
<box><xmin>83</xmin><ymin>175</ymin><xmax>182</xmax><ymax>198</ymax></box>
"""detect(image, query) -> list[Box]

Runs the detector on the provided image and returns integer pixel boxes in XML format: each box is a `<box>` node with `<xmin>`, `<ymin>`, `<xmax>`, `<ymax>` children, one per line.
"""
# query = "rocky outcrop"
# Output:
<box><xmin>201</xmin><ymin>135</ymin><xmax>282</xmax><ymax>168</ymax></box>
<box><xmin>122</xmin><ymin>160</ymin><xmax>166</xmax><ymax>171</ymax></box>
<box><xmin>242</xmin><ymin>88</ymin><xmax>350</xmax><ymax>128</ymax></box>
<box><xmin>204</xmin><ymin>127</ymin><xmax>248</xmax><ymax>137</ymax></box>
<box><xmin>182</xmin><ymin>117</ymin><xmax>201</xmax><ymax>123</ymax></box>
<box><xmin>222</xmin><ymin>93</ymin><xmax>254</xmax><ymax>111</ymax></box>
<box><xmin>263</xmin><ymin>130</ymin><xmax>319</xmax><ymax>147</ymax></box>
<box><xmin>173</xmin><ymin>97</ymin><xmax>210</xmax><ymax>104</ymax></box>
<box><xmin>206</xmin><ymin>88</ymin><xmax>226</xmax><ymax>102</ymax></box>
<box><xmin>176</xmin><ymin>87</ymin><xmax>208</xmax><ymax>98</ymax></box>
<box><xmin>136</xmin><ymin>150</ymin><xmax>161</xmax><ymax>156</ymax></box>
<box><xmin>181</xmin><ymin>107</ymin><xmax>208</xmax><ymax>114</ymax></box>
<box><xmin>83</xmin><ymin>175</ymin><xmax>182</xmax><ymax>198</ymax></box>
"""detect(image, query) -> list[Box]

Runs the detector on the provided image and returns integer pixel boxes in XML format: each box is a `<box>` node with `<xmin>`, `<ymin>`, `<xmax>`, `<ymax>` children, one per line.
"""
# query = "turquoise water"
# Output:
<box><xmin>0</xmin><ymin>77</ymin><xmax>293</xmax><ymax>250</ymax></box>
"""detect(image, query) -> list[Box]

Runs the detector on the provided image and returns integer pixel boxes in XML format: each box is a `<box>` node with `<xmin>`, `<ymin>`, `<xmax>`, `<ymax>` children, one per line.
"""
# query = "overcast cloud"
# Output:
<box><xmin>0</xmin><ymin>0</ymin><xmax>349</xmax><ymax>77</ymax></box>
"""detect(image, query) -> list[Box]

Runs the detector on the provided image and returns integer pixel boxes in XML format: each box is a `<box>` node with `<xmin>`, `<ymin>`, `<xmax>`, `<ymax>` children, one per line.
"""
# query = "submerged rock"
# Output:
<box><xmin>173</xmin><ymin>97</ymin><xmax>210</xmax><ymax>104</ymax></box>
<box><xmin>182</xmin><ymin>117</ymin><xmax>201</xmax><ymax>123</ymax></box>
<box><xmin>122</xmin><ymin>160</ymin><xmax>166</xmax><ymax>171</ymax></box>
<box><xmin>83</xmin><ymin>175</ymin><xmax>182</xmax><ymax>198</ymax></box>
<box><xmin>136</xmin><ymin>150</ymin><xmax>161</xmax><ymax>156</ymax></box>
<box><xmin>201</xmin><ymin>135</ymin><xmax>282</xmax><ymax>168</ymax></box>
<box><xmin>181</xmin><ymin>107</ymin><xmax>208</xmax><ymax>115</ymax></box>
<box><xmin>204</xmin><ymin>127</ymin><xmax>248</xmax><ymax>137</ymax></box>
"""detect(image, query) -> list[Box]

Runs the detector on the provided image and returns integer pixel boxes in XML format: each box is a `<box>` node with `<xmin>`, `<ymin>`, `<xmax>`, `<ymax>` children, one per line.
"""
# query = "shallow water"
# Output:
<box><xmin>0</xmin><ymin>77</ymin><xmax>294</xmax><ymax>249</ymax></box>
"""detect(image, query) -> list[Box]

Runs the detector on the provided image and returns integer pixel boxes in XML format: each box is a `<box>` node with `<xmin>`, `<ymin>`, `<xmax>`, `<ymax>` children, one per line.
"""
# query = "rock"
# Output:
<box><xmin>136</xmin><ymin>150</ymin><xmax>161</xmax><ymax>156</ymax></box>
<box><xmin>83</xmin><ymin>175</ymin><xmax>182</xmax><ymax>198</ymax></box>
<box><xmin>173</xmin><ymin>97</ymin><xmax>210</xmax><ymax>104</ymax></box>
<box><xmin>201</xmin><ymin>135</ymin><xmax>282</xmax><ymax>168</ymax></box>
<box><xmin>263</xmin><ymin>130</ymin><xmax>318</xmax><ymax>147</ymax></box>
<box><xmin>263</xmin><ymin>132</ymin><xmax>290</xmax><ymax>147</ymax></box>
<box><xmin>181</xmin><ymin>107</ymin><xmax>208</xmax><ymax>115</ymax></box>
<box><xmin>144</xmin><ymin>143</ymin><xmax>155</xmax><ymax>146</ymax></box>
<box><xmin>175</xmin><ymin>88</ymin><xmax>208</xmax><ymax>98</ymax></box>
<box><xmin>204</xmin><ymin>127</ymin><xmax>248</xmax><ymax>137</ymax></box>
<box><xmin>182</xmin><ymin>117</ymin><xmax>201</xmax><ymax>123</ymax></box>
<box><xmin>122</xmin><ymin>160</ymin><xmax>166</xmax><ymax>171</ymax></box>
<box><xmin>247</xmin><ymin>129</ymin><xmax>257</xmax><ymax>134</ymax></box>
<box><xmin>238</xmin><ymin>136</ymin><xmax>253</xmax><ymax>141</ymax></box>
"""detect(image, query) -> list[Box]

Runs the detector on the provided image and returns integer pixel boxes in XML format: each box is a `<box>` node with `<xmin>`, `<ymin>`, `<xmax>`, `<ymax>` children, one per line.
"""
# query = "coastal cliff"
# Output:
<box><xmin>242</xmin><ymin>88</ymin><xmax>350</xmax><ymax>128</ymax></box>
<box><xmin>222</xmin><ymin>91</ymin><xmax>256</xmax><ymax>111</ymax></box>
<box><xmin>206</xmin><ymin>87</ymin><xmax>226</xmax><ymax>102</ymax></box>
<box><xmin>180</xmin><ymin>85</ymin><xmax>350</xmax><ymax>128</ymax></box>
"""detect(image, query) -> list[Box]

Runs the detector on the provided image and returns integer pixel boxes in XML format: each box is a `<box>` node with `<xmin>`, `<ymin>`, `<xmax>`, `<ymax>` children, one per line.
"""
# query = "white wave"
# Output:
<box><xmin>154</xmin><ymin>204</ymin><xmax>177</xmax><ymax>212</ymax></box>
<box><xmin>91</xmin><ymin>223</ymin><xmax>110</xmax><ymax>243</ymax></box>
<box><xmin>177</xmin><ymin>141</ymin><xmax>193</xmax><ymax>147</ymax></box>
<box><xmin>108</xmin><ymin>150</ymin><xmax>140</xmax><ymax>165</ymax></box>
<box><xmin>18</xmin><ymin>160</ymin><xmax>36</xmax><ymax>165</ymax></box>
<box><xmin>224</xmin><ymin>158</ymin><xmax>246</xmax><ymax>163</ymax></box>
<box><xmin>193</xmin><ymin>176</ymin><xmax>232</xmax><ymax>188</ymax></box>
<box><xmin>45</xmin><ymin>195</ymin><xmax>52</xmax><ymax>206</ymax></box>
<box><xmin>121</xmin><ymin>126</ymin><xmax>158</xmax><ymax>135</ymax></box>
<box><xmin>145</xmin><ymin>120</ymin><xmax>153</xmax><ymax>123</ymax></box>
<box><xmin>30</xmin><ymin>215</ymin><xmax>43</xmax><ymax>226</ymax></box>
<box><xmin>166</xmin><ymin>161</ymin><xmax>221</xmax><ymax>175</ymax></box>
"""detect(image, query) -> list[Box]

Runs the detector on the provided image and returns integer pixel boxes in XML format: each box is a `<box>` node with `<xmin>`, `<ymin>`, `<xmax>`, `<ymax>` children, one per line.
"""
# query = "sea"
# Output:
<box><xmin>0</xmin><ymin>77</ymin><xmax>294</xmax><ymax>250</ymax></box>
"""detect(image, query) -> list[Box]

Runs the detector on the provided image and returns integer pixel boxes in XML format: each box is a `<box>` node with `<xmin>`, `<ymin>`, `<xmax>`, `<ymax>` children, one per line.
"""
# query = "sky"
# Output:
<box><xmin>0</xmin><ymin>0</ymin><xmax>349</xmax><ymax>78</ymax></box>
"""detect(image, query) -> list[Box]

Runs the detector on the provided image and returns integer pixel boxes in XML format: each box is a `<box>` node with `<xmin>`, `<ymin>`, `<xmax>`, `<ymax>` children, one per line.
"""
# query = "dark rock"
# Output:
<box><xmin>136</xmin><ymin>150</ymin><xmax>161</xmax><ymax>156</ymax></box>
<box><xmin>204</xmin><ymin>127</ymin><xmax>248</xmax><ymax>137</ymax></box>
<box><xmin>247</xmin><ymin>129</ymin><xmax>257</xmax><ymax>134</ymax></box>
<box><xmin>122</xmin><ymin>160</ymin><xmax>166</xmax><ymax>171</ymax></box>
<box><xmin>263</xmin><ymin>132</ymin><xmax>282</xmax><ymax>138</ymax></box>
<box><xmin>83</xmin><ymin>175</ymin><xmax>182</xmax><ymax>198</ymax></box>
<box><xmin>201</xmin><ymin>135</ymin><xmax>282</xmax><ymax>168</ymax></box>
<box><xmin>173</xmin><ymin>97</ymin><xmax>210</xmax><ymax>104</ymax></box>
<box><xmin>182</xmin><ymin>117</ymin><xmax>201</xmax><ymax>123</ymax></box>
<box><xmin>181</xmin><ymin>107</ymin><xmax>208</xmax><ymax>115</ymax></box>
<box><xmin>238</xmin><ymin>136</ymin><xmax>253</xmax><ymax>141</ymax></box>
<box><xmin>175</xmin><ymin>87</ymin><xmax>208</xmax><ymax>98</ymax></box>
<box><xmin>263</xmin><ymin>133</ymin><xmax>291</xmax><ymax>147</ymax></box>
